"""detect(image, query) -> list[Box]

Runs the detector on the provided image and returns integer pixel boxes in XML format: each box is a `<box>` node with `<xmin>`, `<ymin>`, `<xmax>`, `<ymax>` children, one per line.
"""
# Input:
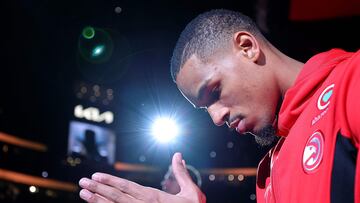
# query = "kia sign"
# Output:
<box><xmin>74</xmin><ymin>105</ymin><xmax>114</xmax><ymax>124</ymax></box>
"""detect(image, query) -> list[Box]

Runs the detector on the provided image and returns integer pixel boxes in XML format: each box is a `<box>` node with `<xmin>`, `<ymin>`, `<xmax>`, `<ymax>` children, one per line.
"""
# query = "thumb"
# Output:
<box><xmin>172</xmin><ymin>152</ymin><xmax>194</xmax><ymax>190</ymax></box>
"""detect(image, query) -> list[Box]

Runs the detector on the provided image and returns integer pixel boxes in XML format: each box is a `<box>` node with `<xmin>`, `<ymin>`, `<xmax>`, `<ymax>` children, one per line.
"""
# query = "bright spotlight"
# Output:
<box><xmin>152</xmin><ymin>117</ymin><xmax>179</xmax><ymax>143</ymax></box>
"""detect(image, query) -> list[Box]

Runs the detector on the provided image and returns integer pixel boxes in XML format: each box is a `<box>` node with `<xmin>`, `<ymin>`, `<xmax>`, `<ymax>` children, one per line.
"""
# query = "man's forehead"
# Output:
<box><xmin>175</xmin><ymin>55</ymin><xmax>210</xmax><ymax>107</ymax></box>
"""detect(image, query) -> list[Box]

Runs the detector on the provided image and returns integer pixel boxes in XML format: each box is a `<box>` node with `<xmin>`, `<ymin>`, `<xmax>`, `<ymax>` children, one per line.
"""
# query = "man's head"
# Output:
<box><xmin>171</xmin><ymin>9</ymin><xmax>280</xmax><ymax>146</ymax></box>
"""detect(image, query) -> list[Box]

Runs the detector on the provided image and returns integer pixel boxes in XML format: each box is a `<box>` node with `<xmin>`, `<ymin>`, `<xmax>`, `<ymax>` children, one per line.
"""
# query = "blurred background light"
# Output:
<box><xmin>238</xmin><ymin>174</ymin><xmax>245</xmax><ymax>181</ymax></box>
<box><xmin>250</xmin><ymin>194</ymin><xmax>256</xmax><ymax>201</ymax></box>
<box><xmin>78</xmin><ymin>27</ymin><xmax>113</xmax><ymax>64</ymax></box>
<box><xmin>228</xmin><ymin>174</ymin><xmax>234</xmax><ymax>181</ymax></box>
<box><xmin>210</xmin><ymin>151</ymin><xmax>217</xmax><ymax>158</ymax></box>
<box><xmin>82</xmin><ymin>26</ymin><xmax>95</xmax><ymax>39</ymax></box>
<box><xmin>114</xmin><ymin>6</ymin><xmax>122</xmax><ymax>14</ymax></box>
<box><xmin>91</xmin><ymin>45</ymin><xmax>105</xmax><ymax>57</ymax></box>
<box><xmin>41</xmin><ymin>171</ymin><xmax>48</xmax><ymax>178</ymax></box>
<box><xmin>209</xmin><ymin>174</ymin><xmax>215</xmax><ymax>181</ymax></box>
<box><xmin>29</xmin><ymin>186</ymin><xmax>38</xmax><ymax>193</ymax></box>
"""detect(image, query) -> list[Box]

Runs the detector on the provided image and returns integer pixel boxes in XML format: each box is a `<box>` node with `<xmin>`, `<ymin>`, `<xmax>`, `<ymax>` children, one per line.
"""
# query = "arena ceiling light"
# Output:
<box><xmin>151</xmin><ymin>117</ymin><xmax>179</xmax><ymax>143</ymax></box>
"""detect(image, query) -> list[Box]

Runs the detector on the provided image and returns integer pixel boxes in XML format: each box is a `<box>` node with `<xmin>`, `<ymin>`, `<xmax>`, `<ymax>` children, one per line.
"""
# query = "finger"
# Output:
<box><xmin>79</xmin><ymin>178</ymin><xmax>138</xmax><ymax>203</ymax></box>
<box><xmin>95</xmin><ymin>193</ymin><xmax>114</xmax><ymax>203</ymax></box>
<box><xmin>80</xmin><ymin>189</ymin><xmax>109</xmax><ymax>203</ymax></box>
<box><xmin>171</xmin><ymin>153</ymin><xmax>194</xmax><ymax>190</ymax></box>
<box><xmin>91</xmin><ymin>173</ymin><xmax>149</xmax><ymax>199</ymax></box>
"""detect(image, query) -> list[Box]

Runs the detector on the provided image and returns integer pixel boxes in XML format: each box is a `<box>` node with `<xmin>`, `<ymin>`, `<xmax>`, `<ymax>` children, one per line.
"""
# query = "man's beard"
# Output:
<box><xmin>249</xmin><ymin>124</ymin><xmax>278</xmax><ymax>146</ymax></box>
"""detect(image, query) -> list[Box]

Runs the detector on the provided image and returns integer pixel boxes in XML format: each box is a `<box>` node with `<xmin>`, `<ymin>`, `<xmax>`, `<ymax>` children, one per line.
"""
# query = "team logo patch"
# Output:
<box><xmin>302</xmin><ymin>131</ymin><xmax>324</xmax><ymax>173</ymax></box>
<box><xmin>317</xmin><ymin>84</ymin><xmax>334</xmax><ymax>110</ymax></box>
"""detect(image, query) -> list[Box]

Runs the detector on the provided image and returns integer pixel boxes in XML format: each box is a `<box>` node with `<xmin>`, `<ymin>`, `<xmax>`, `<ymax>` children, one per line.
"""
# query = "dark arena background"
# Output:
<box><xmin>1</xmin><ymin>0</ymin><xmax>359</xmax><ymax>202</ymax></box>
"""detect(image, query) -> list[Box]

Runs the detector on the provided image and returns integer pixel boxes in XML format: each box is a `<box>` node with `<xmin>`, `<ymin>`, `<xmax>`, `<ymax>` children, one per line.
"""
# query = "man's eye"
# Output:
<box><xmin>200</xmin><ymin>85</ymin><xmax>221</xmax><ymax>110</ymax></box>
<box><xmin>203</xmin><ymin>87</ymin><xmax>220</xmax><ymax>109</ymax></box>
<box><xmin>209</xmin><ymin>86</ymin><xmax>221</xmax><ymax>102</ymax></box>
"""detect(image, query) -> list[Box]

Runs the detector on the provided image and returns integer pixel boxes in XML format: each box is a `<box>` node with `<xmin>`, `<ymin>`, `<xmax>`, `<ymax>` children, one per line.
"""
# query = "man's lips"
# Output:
<box><xmin>236</xmin><ymin>119</ymin><xmax>247</xmax><ymax>134</ymax></box>
<box><xmin>229</xmin><ymin>118</ymin><xmax>247</xmax><ymax>134</ymax></box>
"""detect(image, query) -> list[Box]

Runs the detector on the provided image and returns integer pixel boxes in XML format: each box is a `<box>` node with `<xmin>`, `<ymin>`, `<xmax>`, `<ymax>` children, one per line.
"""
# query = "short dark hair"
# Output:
<box><xmin>170</xmin><ymin>9</ymin><xmax>262</xmax><ymax>82</ymax></box>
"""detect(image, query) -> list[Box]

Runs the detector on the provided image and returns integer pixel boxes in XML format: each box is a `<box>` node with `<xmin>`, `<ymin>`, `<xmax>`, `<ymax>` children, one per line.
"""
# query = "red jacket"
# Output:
<box><xmin>256</xmin><ymin>49</ymin><xmax>360</xmax><ymax>203</ymax></box>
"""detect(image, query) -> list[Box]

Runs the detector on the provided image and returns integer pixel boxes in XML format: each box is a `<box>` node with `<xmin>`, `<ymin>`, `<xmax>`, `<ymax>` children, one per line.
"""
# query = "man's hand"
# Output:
<box><xmin>78</xmin><ymin>153</ymin><xmax>206</xmax><ymax>203</ymax></box>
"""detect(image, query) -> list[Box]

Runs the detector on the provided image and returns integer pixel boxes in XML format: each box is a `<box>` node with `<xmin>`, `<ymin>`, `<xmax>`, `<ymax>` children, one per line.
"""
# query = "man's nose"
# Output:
<box><xmin>207</xmin><ymin>104</ymin><xmax>229</xmax><ymax>126</ymax></box>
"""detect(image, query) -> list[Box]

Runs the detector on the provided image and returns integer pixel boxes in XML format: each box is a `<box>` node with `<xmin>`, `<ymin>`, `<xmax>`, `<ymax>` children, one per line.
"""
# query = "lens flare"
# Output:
<box><xmin>151</xmin><ymin>118</ymin><xmax>179</xmax><ymax>143</ymax></box>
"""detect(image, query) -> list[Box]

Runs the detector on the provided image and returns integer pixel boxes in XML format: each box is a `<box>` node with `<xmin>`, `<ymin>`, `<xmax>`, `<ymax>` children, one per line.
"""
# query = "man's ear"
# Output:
<box><xmin>233</xmin><ymin>31</ymin><xmax>260</xmax><ymax>62</ymax></box>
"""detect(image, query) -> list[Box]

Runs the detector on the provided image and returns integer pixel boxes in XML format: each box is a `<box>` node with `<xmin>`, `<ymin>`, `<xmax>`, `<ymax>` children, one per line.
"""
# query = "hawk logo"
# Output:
<box><xmin>317</xmin><ymin>84</ymin><xmax>334</xmax><ymax>110</ymax></box>
<box><xmin>303</xmin><ymin>131</ymin><xmax>324</xmax><ymax>174</ymax></box>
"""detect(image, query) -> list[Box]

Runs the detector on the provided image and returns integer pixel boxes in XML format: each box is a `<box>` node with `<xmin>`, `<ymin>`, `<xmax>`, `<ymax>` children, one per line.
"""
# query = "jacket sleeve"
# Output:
<box><xmin>345</xmin><ymin>50</ymin><xmax>360</xmax><ymax>149</ymax></box>
<box><xmin>344</xmin><ymin>49</ymin><xmax>360</xmax><ymax>203</ymax></box>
